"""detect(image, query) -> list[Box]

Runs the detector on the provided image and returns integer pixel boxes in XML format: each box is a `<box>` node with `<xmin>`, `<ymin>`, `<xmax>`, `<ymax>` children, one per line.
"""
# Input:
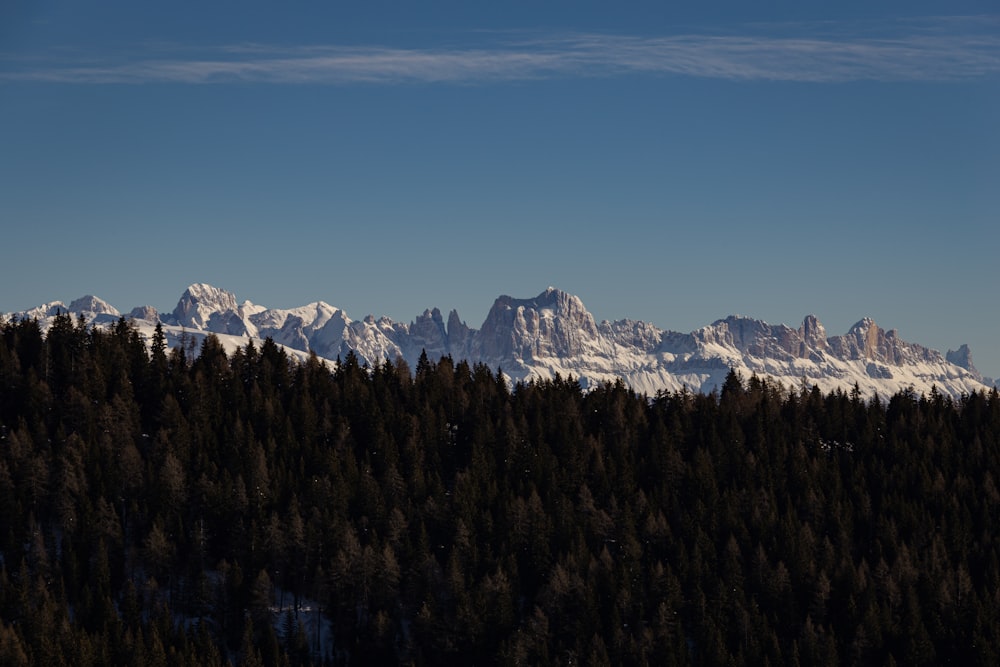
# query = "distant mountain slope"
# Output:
<box><xmin>8</xmin><ymin>283</ymin><xmax>995</xmax><ymax>398</ymax></box>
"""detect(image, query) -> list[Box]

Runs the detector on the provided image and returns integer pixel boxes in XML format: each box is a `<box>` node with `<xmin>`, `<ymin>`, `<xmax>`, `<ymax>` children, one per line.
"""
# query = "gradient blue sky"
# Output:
<box><xmin>2</xmin><ymin>1</ymin><xmax>999</xmax><ymax>377</ymax></box>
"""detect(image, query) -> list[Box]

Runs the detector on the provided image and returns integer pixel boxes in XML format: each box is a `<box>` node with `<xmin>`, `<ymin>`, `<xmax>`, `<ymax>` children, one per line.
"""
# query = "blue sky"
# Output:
<box><xmin>2</xmin><ymin>1</ymin><xmax>999</xmax><ymax>377</ymax></box>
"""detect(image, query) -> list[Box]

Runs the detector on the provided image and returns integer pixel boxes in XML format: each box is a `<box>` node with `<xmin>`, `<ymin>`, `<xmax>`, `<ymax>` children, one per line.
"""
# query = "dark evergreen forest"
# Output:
<box><xmin>0</xmin><ymin>313</ymin><xmax>998</xmax><ymax>665</ymax></box>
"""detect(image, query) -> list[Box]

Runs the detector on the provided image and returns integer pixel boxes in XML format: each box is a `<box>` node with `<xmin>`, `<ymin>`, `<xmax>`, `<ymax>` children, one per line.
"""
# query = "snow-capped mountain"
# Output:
<box><xmin>20</xmin><ymin>294</ymin><xmax>121</xmax><ymax>324</ymax></box>
<box><xmin>7</xmin><ymin>284</ymin><xmax>995</xmax><ymax>399</ymax></box>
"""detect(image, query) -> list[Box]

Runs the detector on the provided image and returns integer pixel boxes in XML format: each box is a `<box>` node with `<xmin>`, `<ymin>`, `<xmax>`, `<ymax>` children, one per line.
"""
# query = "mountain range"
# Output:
<box><xmin>8</xmin><ymin>283</ymin><xmax>996</xmax><ymax>399</ymax></box>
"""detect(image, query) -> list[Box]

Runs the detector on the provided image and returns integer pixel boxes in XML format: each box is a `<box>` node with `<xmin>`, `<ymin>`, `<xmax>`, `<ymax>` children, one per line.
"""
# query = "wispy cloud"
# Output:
<box><xmin>3</xmin><ymin>17</ymin><xmax>999</xmax><ymax>85</ymax></box>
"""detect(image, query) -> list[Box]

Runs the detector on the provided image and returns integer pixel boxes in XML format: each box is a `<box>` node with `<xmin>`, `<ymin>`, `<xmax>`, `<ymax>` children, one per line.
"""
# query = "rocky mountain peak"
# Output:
<box><xmin>947</xmin><ymin>344</ymin><xmax>979</xmax><ymax>376</ymax></box>
<box><xmin>447</xmin><ymin>310</ymin><xmax>472</xmax><ymax>350</ymax></box>
<box><xmin>68</xmin><ymin>295</ymin><xmax>119</xmax><ymax>317</ymax></box>
<box><xmin>408</xmin><ymin>307</ymin><xmax>450</xmax><ymax>360</ymax></box>
<box><xmin>800</xmin><ymin>315</ymin><xmax>827</xmax><ymax>349</ymax></box>
<box><xmin>473</xmin><ymin>288</ymin><xmax>600</xmax><ymax>363</ymax></box>
<box><xmin>128</xmin><ymin>305</ymin><xmax>159</xmax><ymax>321</ymax></box>
<box><xmin>827</xmin><ymin>318</ymin><xmax>941</xmax><ymax>367</ymax></box>
<box><xmin>836</xmin><ymin>318</ymin><xmax>883</xmax><ymax>360</ymax></box>
<box><xmin>695</xmin><ymin>316</ymin><xmax>801</xmax><ymax>361</ymax></box>
<box><xmin>173</xmin><ymin>283</ymin><xmax>237</xmax><ymax>323</ymax></box>
<box><xmin>172</xmin><ymin>283</ymin><xmax>249</xmax><ymax>335</ymax></box>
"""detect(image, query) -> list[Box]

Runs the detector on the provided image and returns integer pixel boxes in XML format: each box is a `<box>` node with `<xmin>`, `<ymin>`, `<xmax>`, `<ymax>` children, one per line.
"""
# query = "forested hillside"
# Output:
<box><xmin>0</xmin><ymin>313</ymin><xmax>998</xmax><ymax>665</ymax></box>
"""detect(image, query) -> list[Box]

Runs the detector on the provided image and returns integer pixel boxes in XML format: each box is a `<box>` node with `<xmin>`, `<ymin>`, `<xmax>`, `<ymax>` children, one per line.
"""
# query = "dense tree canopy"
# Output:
<box><xmin>0</xmin><ymin>313</ymin><xmax>998</xmax><ymax>665</ymax></box>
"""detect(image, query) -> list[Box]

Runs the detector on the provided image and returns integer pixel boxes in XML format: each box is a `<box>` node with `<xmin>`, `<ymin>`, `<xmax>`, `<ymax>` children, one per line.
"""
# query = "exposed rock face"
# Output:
<box><xmin>828</xmin><ymin>319</ymin><xmax>941</xmax><ymax>366</ymax></box>
<box><xmin>129</xmin><ymin>306</ymin><xmax>159</xmax><ymax>321</ymax></box>
<box><xmin>690</xmin><ymin>315</ymin><xmax>830</xmax><ymax>362</ymax></box>
<box><xmin>446</xmin><ymin>310</ymin><xmax>472</xmax><ymax>353</ymax></box>
<box><xmin>600</xmin><ymin>318</ymin><xmax>662</xmax><ymax>352</ymax></box>
<box><xmin>800</xmin><ymin>315</ymin><xmax>827</xmax><ymax>357</ymax></box>
<box><xmin>695</xmin><ymin>316</ymin><xmax>792</xmax><ymax>359</ymax></box>
<box><xmin>471</xmin><ymin>288</ymin><xmax>600</xmax><ymax>363</ymax></box>
<box><xmin>408</xmin><ymin>308</ymin><xmax>450</xmax><ymax>361</ymax></box>
<box><xmin>947</xmin><ymin>344</ymin><xmax>979</xmax><ymax>376</ymax></box>
<box><xmin>171</xmin><ymin>283</ymin><xmax>242</xmax><ymax>330</ymax></box>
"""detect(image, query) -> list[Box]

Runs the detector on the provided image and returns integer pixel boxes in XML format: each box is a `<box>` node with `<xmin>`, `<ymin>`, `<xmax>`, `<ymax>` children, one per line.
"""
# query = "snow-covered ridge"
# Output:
<box><xmin>6</xmin><ymin>283</ymin><xmax>996</xmax><ymax>399</ymax></box>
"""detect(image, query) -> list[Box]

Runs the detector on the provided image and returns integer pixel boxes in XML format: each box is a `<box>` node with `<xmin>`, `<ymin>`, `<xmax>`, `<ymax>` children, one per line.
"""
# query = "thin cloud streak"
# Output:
<box><xmin>4</xmin><ymin>22</ymin><xmax>999</xmax><ymax>85</ymax></box>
